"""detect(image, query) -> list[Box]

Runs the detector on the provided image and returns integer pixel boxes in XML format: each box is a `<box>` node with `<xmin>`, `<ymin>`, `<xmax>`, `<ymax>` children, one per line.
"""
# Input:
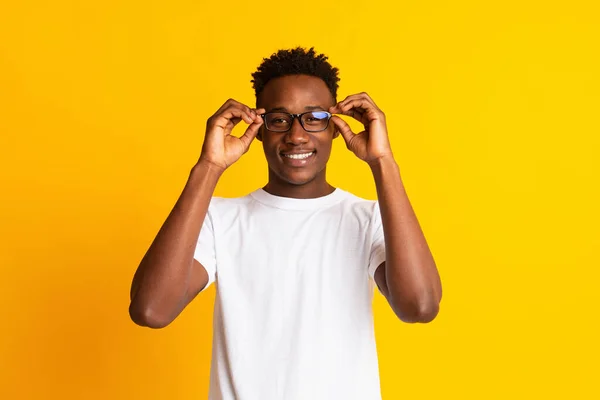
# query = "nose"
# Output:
<box><xmin>285</xmin><ymin>118</ymin><xmax>309</xmax><ymax>145</ymax></box>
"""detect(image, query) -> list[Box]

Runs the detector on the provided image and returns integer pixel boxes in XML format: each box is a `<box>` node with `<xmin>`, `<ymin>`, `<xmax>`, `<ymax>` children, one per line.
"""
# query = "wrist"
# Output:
<box><xmin>367</xmin><ymin>154</ymin><xmax>397</xmax><ymax>171</ymax></box>
<box><xmin>191</xmin><ymin>158</ymin><xmax>226</xmax><ymax>180</ymax></box>
<box><xmin>369</xmin><ymin>154</ymin><xmax>403</xmax><ymax>185</ymax></box>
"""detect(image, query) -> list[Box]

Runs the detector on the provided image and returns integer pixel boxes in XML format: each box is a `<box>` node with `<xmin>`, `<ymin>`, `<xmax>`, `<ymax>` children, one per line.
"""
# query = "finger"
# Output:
<box><xmin>252</xmin><ymin>108</ymin><xmax>266</xmax><ymax>124</ymax></box>
<box><xmin>331</xmin><ymin>116</ymin><xmax>355</xmax><ymax>147</ymax></box>
<box><xmin>223</xmin><ymin>106</ymin><xmax>264</xmax><ymax>132</ymax></box>
<box><xmin>213</xmin><ymin>100</ymin><xmax>256</xmax><ymax>125</ymax></box>
<box><xmin>332</xmin><ymin>98</ymin><xmax>380</xmax><ymax>125</ymax></box>
<box><xmin>337</xmin><ymin>98</ymin><xmax>370</xmax><ymax>114</ymax></box>
<box><xmin>330</xmin><ymin>97</ymin><xmax>368</xmax><ymax>115</ymax></box>
<box><xmin>332</xmin><ymin>92</ymin><xmax>380</xmax><ymax>115</ymax></box>
<box><xmin>225</xmin><ymin>116</ymin><xmax>242</xmax><ymax>132</ymax></box>
<box><xmin>239</xmin><ymin>118</ymin><xmax>263</xmax><ymax>151</ymax></box>
<box><xmin>330</xmin><ymin>101</ymin><xmax>370</xmax><ymax>126</ymax></box>
<box><xmin>336</xmin><ymin>92</ymin><xmax>378</xmax><ymax>109</ymax></box>
<box><xmin>213</xmin><ymin>98</ymin><xmax>234</xmax><ymax>114</ymax></box>
<box><xmin>212</xmin><ymin>107</ymin><xmax>254</xmax><ymax>131</ymax></box>
<box><xmin>215</xmin><ymin>98</ymin><xmax>255</xmax><ymax>115</ymax></box>
<box><xmin>230</xmin><ymin>105</ymin><xmax>256</xmax><ymax>124</ymax></box>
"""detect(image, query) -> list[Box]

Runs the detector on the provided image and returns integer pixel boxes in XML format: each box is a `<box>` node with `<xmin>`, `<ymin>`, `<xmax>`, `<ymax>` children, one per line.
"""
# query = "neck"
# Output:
<box><xmin>264</xmin><ymin>169</ymin><xmax>335</xmax><ymax>199</ymax></box>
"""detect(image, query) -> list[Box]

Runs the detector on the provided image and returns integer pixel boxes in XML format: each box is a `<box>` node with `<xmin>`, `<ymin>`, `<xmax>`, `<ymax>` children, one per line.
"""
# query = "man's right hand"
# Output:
<box><xmin>199</xmin><ymin>99</ymin><xmax>265</xmax><ymax>170</ymax></box>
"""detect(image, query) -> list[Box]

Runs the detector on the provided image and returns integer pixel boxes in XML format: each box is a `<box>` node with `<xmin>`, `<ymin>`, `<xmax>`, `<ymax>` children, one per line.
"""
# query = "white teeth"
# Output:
<box><xmin>283</xmin><ymin>152</ymin><xmax>314</xmax><ymax>160</ymax></box>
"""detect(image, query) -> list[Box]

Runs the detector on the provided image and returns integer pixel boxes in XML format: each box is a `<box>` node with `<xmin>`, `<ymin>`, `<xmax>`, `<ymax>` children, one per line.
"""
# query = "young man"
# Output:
<box><xmin>129</xmin><ymin>47</ymin><xmax>442</xmax><ymax>399</ymax></box>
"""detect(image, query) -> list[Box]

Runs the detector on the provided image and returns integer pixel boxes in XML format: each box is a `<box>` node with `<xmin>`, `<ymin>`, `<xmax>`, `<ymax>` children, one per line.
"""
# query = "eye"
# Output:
<box><xmin>303</xmin><ymin>111</ymin><xmax>329</xmax><ymax>125</ymax></box>
<box><xmin>266</xmin><ymin>113</ymin><xmax>292</xmax><ymax>127</ymax></box>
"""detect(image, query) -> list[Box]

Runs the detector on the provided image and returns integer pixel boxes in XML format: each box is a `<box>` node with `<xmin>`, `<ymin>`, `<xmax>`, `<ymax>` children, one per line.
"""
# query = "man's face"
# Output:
<box><xmin>257</xmin><ymin>74</ymin><xmax>338</xmax><ymax>186</ymax></box>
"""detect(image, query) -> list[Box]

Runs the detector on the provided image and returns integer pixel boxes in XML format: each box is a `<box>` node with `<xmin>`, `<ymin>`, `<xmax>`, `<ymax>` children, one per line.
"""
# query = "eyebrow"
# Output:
<box><xmin>268</xmin><ymin>105</ymin><xmax>325</xmax><ymax>113</ymax></box>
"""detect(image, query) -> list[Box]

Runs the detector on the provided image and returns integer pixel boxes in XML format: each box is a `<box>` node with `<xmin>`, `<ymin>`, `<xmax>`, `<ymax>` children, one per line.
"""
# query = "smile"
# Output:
<box><xmin>281</xmin><ymin>151</ymin><xmax>315</xmax><ymax>160</ymax></box>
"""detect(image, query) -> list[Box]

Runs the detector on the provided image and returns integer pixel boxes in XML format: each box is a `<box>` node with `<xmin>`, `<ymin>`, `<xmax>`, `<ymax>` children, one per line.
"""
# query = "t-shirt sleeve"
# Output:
<box><xmin>368</xmin><ymin>201</ymin><xmax>386</xmax><ymax>280</ymax></box>
<box><xmin>193</xmin><ymin>205</ymin><xmax>217</xmax><ymax>292</ymax></box>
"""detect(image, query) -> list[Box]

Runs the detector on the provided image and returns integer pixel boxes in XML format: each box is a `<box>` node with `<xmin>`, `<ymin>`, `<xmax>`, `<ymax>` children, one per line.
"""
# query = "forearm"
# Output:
<box><xmin>370</xmin><ymin>155</ymin><xmax>442</xmax><ymax>322</ymax></box>
<box><xmin>129</xmin><ymin>160</ymin><xmax>223</xmax><ymax>327</ymax></box>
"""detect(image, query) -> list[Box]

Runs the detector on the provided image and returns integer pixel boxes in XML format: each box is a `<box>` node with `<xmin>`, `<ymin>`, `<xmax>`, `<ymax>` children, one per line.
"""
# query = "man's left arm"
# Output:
<box><xmin>330</xmin><ymin>93</ymin><xmax>442</xmax><ymax>323</ymax></box>
<box><xmin>370</xmin><ymin>155</ymin><xmax>442</xmax><ymax>323</ymax></box>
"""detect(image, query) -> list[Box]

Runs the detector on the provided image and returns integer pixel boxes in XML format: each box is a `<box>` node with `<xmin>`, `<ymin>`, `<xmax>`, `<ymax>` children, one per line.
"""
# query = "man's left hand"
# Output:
<box><xmin>329</xmin><ymin>92</ymin><xmax>393</xmax><ymax>165</ymax></box>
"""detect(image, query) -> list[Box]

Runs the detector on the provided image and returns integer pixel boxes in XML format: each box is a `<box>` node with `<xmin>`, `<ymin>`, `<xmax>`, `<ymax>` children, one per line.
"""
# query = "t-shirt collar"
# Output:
<box><xmin>249</xmin><ymin>188</ymin><xmax>347</xmax><ymax>210</ymax></box>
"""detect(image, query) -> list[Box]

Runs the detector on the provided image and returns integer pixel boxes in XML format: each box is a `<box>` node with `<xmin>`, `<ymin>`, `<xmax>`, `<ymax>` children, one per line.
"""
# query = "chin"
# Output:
<box><xmin>281</xmin><ymin>173</ymin><xmax>318</xmax><ymax>186</ymax></box>
<box><xmin>270</xmin><ymin>168</ymin><xmax>319</xmax><ymax>186</ymax></box>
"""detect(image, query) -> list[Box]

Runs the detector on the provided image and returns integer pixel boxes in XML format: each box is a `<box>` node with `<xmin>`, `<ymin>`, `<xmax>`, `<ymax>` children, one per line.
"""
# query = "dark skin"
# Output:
<box><xmin>256</xmin><ymin>74</ymin><xmax>339</xmax><ymax>199</ymax></box>
<box><xmin>328</xmin><ymin>88</ymin><xmax>442</xmax><ymax>322</ymax></box>
<box><xmin>129</xmin><ymin>73</ymin><xmax>441</xmax><ymax>328</ymax></box>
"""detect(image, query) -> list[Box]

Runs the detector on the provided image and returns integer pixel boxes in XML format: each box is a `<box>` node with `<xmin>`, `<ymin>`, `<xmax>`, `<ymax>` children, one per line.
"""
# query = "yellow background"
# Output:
<box><xmin>1</xmin><ymin>0</ymin><xmax>599</xmax><ymax>398</ymax></box>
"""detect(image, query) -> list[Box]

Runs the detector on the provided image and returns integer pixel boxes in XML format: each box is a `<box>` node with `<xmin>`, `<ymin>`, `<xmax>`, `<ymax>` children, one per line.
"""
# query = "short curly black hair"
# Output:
<box><xmin>251</xmin><ymin>47</ymin><xmax>340</xmax><ymax>101</ymax></box>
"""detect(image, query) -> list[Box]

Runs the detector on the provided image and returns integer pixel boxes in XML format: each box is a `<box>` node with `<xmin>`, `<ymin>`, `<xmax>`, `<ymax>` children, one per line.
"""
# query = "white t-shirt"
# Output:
<box><xmin>194</xmin><ymin>188</ymin><xmax>386</xmax><ymax>400</ymax></box>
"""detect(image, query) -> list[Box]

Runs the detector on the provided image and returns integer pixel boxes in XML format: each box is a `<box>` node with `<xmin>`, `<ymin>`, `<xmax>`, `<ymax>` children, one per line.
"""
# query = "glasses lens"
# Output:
<box><xmin>301</xmin><ymin>111</ymin><xmax>330</xmax><ymax>131</ymax></box>
<box><xmin>265</xmin><ymin>113</ymin><xmax>292</xmax><ymax>132</ymax></box>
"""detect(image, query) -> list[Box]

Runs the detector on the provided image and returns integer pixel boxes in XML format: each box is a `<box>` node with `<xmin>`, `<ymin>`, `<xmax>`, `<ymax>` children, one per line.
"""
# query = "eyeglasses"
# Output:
<box><xmin>261</xmin><ymin>111</ymin><xmax>332</xmax><ymax>133</ymax></box>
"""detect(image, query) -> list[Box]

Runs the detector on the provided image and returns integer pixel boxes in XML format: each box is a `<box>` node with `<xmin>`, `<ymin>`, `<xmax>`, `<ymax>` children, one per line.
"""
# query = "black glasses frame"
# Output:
<box><xmin>260</xmin><ymin>111</ymin><xmax>332</xmax><ymax>133</ymax></box>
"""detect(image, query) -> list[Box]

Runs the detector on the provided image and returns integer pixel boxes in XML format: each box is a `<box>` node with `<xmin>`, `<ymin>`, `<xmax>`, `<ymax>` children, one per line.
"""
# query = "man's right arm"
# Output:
<box><xmin>128</xmin><ymin>99</ymin><xmax>265</xmax><ymax>329</ymax></box>
<box><xmin>129</xmin><ymin>160</ymin><xmax>222</xmax><ymax>329</ymax></box>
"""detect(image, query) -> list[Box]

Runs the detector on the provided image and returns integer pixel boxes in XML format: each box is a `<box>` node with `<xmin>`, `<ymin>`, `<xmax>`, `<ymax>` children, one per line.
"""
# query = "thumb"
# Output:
<box><xmin>239</xmin><ymin>119</ymin><xmax>263</xmax><ymax>152</ymax></box>
<box><xmin>331</xmin><ymin>116</ymin><xmax>355</xmax><ymax>147</ymax></box>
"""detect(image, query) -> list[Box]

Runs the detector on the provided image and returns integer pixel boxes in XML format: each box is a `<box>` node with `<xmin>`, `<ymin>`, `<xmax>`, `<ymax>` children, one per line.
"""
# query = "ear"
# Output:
<box><xmin>255</xmin><ymin>102</ymin><xmax>264</xmax><ymax>141</ymax></box>
<box><xmin>333</xmin><ymin>126</ymin><xmax>340</xmax><ymax>139</ymax></box>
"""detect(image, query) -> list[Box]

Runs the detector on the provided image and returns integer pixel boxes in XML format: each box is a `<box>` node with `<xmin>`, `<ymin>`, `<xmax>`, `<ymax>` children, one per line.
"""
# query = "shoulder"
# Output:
<box><xmin>337</xmin><ymin>189</ymin><xmax>379</xmax><ymax>210</ymax></box>
<box><xmin>208</xmin><ymin>192</ymin><xmax>253</xmax><ymax>209</ymax></box>
<box><xmin>335</xmin><ymin>189</ymin><xmax>380</xmax><ymax>222</ymax></box>
<box><xmin>208</xmin><ymin>194</ymin><xmax>252</xmax><ymax>207</ymax></box>
<box><xmin>206</xmin><ymin>191</ymin><xmax>260</xmax><ymax>219</ymax></box>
